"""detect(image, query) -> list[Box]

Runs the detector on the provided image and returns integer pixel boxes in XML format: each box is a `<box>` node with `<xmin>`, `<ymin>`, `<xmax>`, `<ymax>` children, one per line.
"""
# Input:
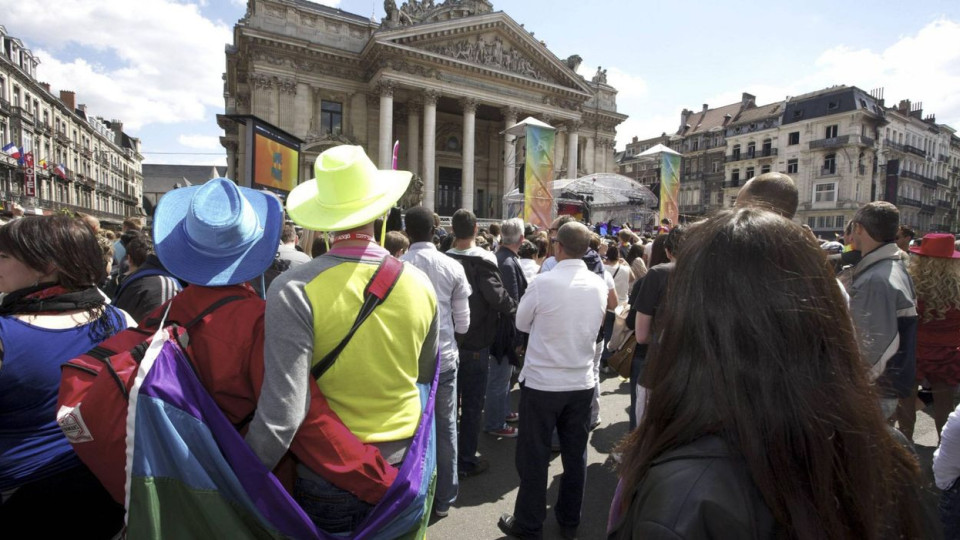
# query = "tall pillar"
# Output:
<box><xmin>378</xmin><ymin>82</ymin><xmax>394</xmax><ymax>169</ymax></box>
<box><xmin>567</xmin><ymin>121</ymin><xmax>581</xmax><ymax>179</ymax></box>
<box><xmin>502</xmin><ymin>107</ymin><xmax>519</xmax><ymax>195</ymax></box>
<box><xmin>555</xmin><ymin>125</ymin><xmax>566</xmax><ymax>177</ymax></box>
<box><xmin>461</xmin><ymin>97</ymin><xmax>478</xmax><ymax>213</ymax></box>
<box><xmin>407</xmin><ymin>101</ymin><xmax>420</xmax><ymax>176</ymax></box>
<box><xmin>422</xmin><ymin>89</ymin><xmax>438</xmax><ymax>211</ymax></box>
<box><xmin>585</xmin><ymin>136</ymin><xmax>596</xmax><ymax>174</ymax></box>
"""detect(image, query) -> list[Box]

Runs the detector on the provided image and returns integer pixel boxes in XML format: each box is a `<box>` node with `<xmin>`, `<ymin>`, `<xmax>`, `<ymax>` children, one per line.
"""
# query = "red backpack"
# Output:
<box><xmin>56</xmin><ymin>295</ymin><xmax>244</xmax><ymax>504</ymax></box>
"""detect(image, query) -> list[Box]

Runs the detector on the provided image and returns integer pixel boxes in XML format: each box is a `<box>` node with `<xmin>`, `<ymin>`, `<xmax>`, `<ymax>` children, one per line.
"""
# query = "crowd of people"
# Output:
<box><xmin>1</xmin><ymin>145</ymin><xmax>959</xmax><ymax>538</ymax></box>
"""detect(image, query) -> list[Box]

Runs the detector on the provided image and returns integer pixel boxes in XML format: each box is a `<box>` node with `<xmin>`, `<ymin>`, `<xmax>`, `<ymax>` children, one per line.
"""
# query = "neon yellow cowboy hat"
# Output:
<box><xmin>286</xmin><ymin>145</ymin><xmax>412</xmax><ymax>232</ymax></box>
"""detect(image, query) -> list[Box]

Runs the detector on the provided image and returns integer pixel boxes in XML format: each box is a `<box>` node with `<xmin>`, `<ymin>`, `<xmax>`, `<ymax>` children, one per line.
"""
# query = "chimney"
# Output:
<box><xmin>632</xmin><ymin>136</ymin><xmax>638</xmax><ymax>143</ymax></box>
<box><xmin>702</xmin><ymin>103</ymin><xmax>709</xmax><ymax>112</ymax></box>
<box><xmin>39</xmin><ymin>82</ymin><xmax>50</xmax><ymax>93</ymax></box>
<box><xmin>680</xmin><ymin>108</ymin><xmax>692</xmax><ymax>131</ymax></box>
<box><xmin>742</xmin><ymin>92</ymin><xmax>755</xmax><ymax>108</ymax></box>
<box><xmin>909</xmin><ymin>101</ymin><xmax>923</xmax><ymax>120</ymax></box>
<box><xmin>60</xmin><ymin>90</ymin><xmax>76</xmax><ymax>112</ymax></box>
<box><xmin>898</xmin><ymin>99</ymin><xmax>911</xmax><ymax>114</ymax></box>
<box><xmin>111</xmin><ymin>119</ymin><xmax>124</xmax><ymax>143</ymax></box>
<box><xmin>78</xmin><ymin>103</ymin><xmax>87</xmax><ymax>115</ymax></box>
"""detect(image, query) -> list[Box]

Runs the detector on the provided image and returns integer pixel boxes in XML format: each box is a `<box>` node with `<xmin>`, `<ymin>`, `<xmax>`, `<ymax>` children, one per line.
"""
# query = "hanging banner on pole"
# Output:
<box><xmin>659</xmin><ymin>152</ymin><xmax>680</xmax><ymax>227</ymax></box>
<box><xmin>523</xmin><ymin>124</ymin><xmax>555</xmax><ymax>229</ymax></box>
<box><xmin>24</xmin><ymin>152</ymin><xmax>35</xmax><ymax>198</ymax></box>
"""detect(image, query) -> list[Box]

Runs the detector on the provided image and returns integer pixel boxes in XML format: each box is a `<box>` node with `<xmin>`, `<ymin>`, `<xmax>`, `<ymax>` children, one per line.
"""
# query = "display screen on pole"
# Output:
<box><xmin>252</xmin><ymin>123</ymin><xmax>299</xmax><ymax>193</ymax></box>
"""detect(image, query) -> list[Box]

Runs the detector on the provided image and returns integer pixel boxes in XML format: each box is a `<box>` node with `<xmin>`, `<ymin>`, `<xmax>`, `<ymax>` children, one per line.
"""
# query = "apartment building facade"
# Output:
<box><xmin>0</xmin><ymin>26</ymin><xmax>143</xmax><ymax>225</ymax></box>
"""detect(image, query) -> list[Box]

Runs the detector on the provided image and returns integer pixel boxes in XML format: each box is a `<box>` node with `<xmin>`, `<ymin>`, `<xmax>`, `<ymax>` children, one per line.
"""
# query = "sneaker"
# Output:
<box><xmin>486</xmin><ymin>426</ymin><xmax>518</xmax><ymax>438</ymax></box>
<box><xmin>498</xmin><ymin>513</ymin><xmax>534</xmax><ymax>538</ymax></box>
<box><xmin>458</xmin><ymin>458</ymin><xmax>490</xmax><ymax>478</ymax></box>
<box><xmin>433</xmin><ymin>506</ymin><xmax>449</xmax><ymax>518</ymax></box>
<box><xmin>505</xmin><ymin>411</ymin><xmax>520</xmax><ymax>423</ymax></box>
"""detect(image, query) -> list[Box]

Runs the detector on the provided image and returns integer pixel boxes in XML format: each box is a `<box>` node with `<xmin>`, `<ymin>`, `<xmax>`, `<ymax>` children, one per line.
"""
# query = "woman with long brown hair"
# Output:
<box><xmin>898</xmin><ymin>233</ymin><xmax>960</xmax><ymax>440</ymax></box>
<box><xmin>0</xmin><ymin>215</ymin><xmax>133</xmax><ymax>538</ymax></box>
<box><xmin>608</xmin><ymin>208</ymin><xmax>925</xmax><ymax>539</ymax></box>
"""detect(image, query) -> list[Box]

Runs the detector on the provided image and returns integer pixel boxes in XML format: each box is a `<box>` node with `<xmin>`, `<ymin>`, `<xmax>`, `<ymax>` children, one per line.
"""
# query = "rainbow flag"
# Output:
<box><xmin>125</xmin><ymin>328</ymin><xmax>438</xmax><ymax>539</ymax></box>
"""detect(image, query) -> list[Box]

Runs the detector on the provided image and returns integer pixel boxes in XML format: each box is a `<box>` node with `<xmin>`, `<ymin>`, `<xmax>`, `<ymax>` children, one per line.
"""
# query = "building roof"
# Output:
<box><xmin>142</xmin><ymin>164</ymin><xmax>223</xmax><ymax>194</ymax></box>
<box><xmin>287</xmin><ymin>0</ymin><xmax>376</xmax><ymax>24</ymax></box>
<box><xmin>782</xmin><ymin>85</ymin><xmax>882</xmax><ymax>126</ymax></box>
<box><xmin>679</xmin><ymin>101</ymin><xmax>745</xmax><ymax>137</ymax></box>
<box><xmin>729</xmin><ymin>101</ymin><xmax>783</xmax><ymax>126</ymax></box>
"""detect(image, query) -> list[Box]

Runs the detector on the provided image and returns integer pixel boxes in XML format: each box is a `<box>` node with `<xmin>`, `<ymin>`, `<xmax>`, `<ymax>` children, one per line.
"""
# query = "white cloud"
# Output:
<box><xmin>0</xmin><ymin>0</ymin><xmax>232</xmax><ymax>131</ymax></box>
<box><xmin>620</xmin><ymin>18</ymin><xmax>960</xmax><ymax>148</ymax></box>
<box><xmin>178</xmin><ymin>134</ymin><xmax>222</xmax><ymax>150</ymax></box>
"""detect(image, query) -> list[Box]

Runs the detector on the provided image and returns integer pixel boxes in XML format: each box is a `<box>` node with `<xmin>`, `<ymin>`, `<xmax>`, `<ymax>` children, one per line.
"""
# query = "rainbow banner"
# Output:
<box><xmin>659</xmin><ymin>152</ymin><xmax>680</xmax><ymax>226</ymax></box>
<box><xmin>523</xmin><ymin>125</ymin><xmax>555</xmax><ymax>228</ymax></box>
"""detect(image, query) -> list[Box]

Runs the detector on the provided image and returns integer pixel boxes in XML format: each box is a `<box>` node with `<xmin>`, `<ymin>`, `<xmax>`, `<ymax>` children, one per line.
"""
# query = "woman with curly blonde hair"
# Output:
<box><xmin>898</xmin><ymin>233</ymin><xmax>960</xmax><ymax>440</ymax></box>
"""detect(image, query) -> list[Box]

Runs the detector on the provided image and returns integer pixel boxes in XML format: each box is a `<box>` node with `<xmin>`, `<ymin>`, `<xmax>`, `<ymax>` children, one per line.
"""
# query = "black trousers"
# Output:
<box><xmin>513</xmin><ymin>383</ymin><xmax>593</xmax><ymax>536</ymax></box>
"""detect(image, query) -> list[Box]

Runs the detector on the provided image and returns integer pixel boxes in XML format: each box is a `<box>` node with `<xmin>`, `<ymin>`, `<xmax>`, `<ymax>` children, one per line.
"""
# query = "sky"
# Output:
<box><xmin>2</xmin><ymin>0</ymin><xmax>959</xmax><ymax>167</ymax></box>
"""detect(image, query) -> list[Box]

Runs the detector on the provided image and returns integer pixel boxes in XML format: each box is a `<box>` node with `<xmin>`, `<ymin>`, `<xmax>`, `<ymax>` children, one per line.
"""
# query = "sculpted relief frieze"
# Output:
<box><xmin>426</xmin><ymin>36</ymin><xmax>547</xmax><ymax>82</ymax></box>
<box><xmin>249</xmin><ymin>48</ymin><xmax>362</xmax><ymax>80</ymax></box>
<box><xmin>369</xmin><ymin>57</ymin><xmax>444</xmax><ymax>81</ymax></box>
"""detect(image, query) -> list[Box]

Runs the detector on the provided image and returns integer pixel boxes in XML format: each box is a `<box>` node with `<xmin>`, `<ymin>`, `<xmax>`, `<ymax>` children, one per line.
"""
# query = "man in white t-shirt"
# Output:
<box><xmin>498</xmin><ymin>222</ymin><xmax>607</xmax><ymax>540</ymax></box>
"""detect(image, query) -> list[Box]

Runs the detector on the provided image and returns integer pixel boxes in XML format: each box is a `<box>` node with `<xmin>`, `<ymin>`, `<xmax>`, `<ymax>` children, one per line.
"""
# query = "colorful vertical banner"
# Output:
<box><xmin>523</xmin><ymin>125</ymin><xmax>555</xmax><ymax>229</ymax></box>
<box><xmin>24</xmin><ymin>152</ymin><xmax>35</xmax><ymax>197</ymax></box>
<box><xmin>659</xmin><ymin>152</ymin><xmax>680</xmax><ymax>226</ymax></box>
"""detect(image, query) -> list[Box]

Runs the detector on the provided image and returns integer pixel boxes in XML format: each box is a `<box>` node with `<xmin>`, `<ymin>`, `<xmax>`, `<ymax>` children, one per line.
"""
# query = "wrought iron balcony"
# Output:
<box><xmin>938</xmin><ymin>176</ymin><xmax>950</xmax><ymax>187</ymax></box>
<box><xmin>904</xmin><ymin>144</ymin><xmax>926</xmax><ymax>157</ymax></box>
<box><xmin>921</xmin><ymin>204</ymin><xmax>936</xmax><ymax>214</ymax></box>
<box><xmin>938</xmin><ymin>200</ymin><xmax>953</xmax><ymax>209</ymax></box>
<box><xmin>939</xmin><ymin>154</ymin><xmax>950</xmax><ymax>164</ymax></box>
<box><xmin>809</xmin><ymin>135</ymin><xmax>874</xmax><ymax>150</ymax></box>
<box><xmin>723</xmin><ymin>179</ymin><xmax>742</xmax><ymax>189</ymax></box>
<box><xmin>0</xmin><ymin>98</ymin><xmax>10</xmax><ymax>114</ymax></box>
<box><xmin>13</xmin><ymin>106</ymin><xmax>33</xmax><ymax>124</ymax></box>
<box><xmin>900</xmin><ymin>169</ymin><xmax>938</xmax><ymax>188</ymax></box>
<box><xmin>820</xmin><ymin>167</ymin><xmax>838</xmax><ymax>177</ymax></box>
<box><xmin>898</xmin><ymin>197</ymin><xmax>922</xmax><ymax>208</ymax></box>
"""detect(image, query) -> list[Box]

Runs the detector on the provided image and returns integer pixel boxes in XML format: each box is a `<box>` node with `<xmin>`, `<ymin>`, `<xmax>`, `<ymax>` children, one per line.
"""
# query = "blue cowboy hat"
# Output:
<box><xmin>153</xmin><ymin>177</ymin><xmax>283</xmax><ymax>286</ymax></box>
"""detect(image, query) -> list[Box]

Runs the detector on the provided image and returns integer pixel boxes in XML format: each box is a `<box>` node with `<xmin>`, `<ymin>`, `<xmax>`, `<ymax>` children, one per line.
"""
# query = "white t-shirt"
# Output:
<box><xmin>604</xmin><ymin>262</ymin><xmax>630</xmax><ymax>307</ymax></box>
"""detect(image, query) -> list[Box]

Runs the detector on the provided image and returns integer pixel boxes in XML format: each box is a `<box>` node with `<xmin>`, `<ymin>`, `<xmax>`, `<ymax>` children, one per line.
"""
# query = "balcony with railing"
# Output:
<box><xmin>723</xmin><ymin>179</ymin><xmax>743</xmax><ymax>189</ymax></box>
<box><xmin>938</xmin><ymin>200</ymin><xmax>953</xmax><ymax>209</ymax></box>
<box><xmin>55</xmin><ymin>130</ymin><xmax>70</xmax><ymax>144</ymax></box>
<box><xmin>904</xmin><ymin>144</ymin><xmax>926</xmax><ymax>157</ymax></box>
<box><xmin>884</xmin><ymin>139</ymin><xmax>905</xmax><ymax>153</ymax></box>
<box><xmin>930</xmin><ymin>223</ymin><xmax>953</xmax><ymax>232</ymax></box>
<box><xmin>938</xmin><ymin>176</ymin><xmax>950</xmax><ymax>187</ymax></box>
<box><xmin>898</xmin><ymin>197</ymin><xmax>922</xmax><ymax>208</ymax></box>
<box><xmin>0</xmin><ymin>98</ymin><xmax>10</xmax><ymax>115</ymax></box>
<box><xmin>921</xmin><ymin>204</ymin><xmax>936</xmax><ymax>214</ymax></box>
<box><xmin>34</xmin><ymin>122</ymin><xmax>50</xmax><ymax>135</ymax></box>
<box><xmin>820</xmin><ymin>167</ymin><xmax>838</xmax><ymax>177</ymax></box>
<box><xmin>939</xmin><ymin>154</ymin><xmax>950</xmax><ymax>164</ymax></box>
<box><xmin>13</xmin><ymin>106</ymin><xmax>34</xmax><ymax>125</ymax></box>
<box><xmin>809</xmin><ymin>134</ymin><xmax>875</xmax><ymax>150</ymax></box>
<box><xmin>80</xmin><ymin>147</ymin><xmax>92</xmax><ymax>159</ymax></box>
<box><xmin>900</xmin><ymin>169</ymin><xmax>938</xmax><ymax>188</ymax></box>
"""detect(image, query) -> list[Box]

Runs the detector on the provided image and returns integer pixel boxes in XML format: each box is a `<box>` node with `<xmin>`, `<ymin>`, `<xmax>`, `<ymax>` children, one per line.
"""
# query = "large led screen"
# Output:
<box><xmin>252</xmin><ymin>123</ymin><xmax>299</xmax><ymax>193</ymax></box>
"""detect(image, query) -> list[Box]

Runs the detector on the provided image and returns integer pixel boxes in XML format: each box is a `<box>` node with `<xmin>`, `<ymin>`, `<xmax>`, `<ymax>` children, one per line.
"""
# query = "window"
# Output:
<box><xmin>836</xmin><ymin>215</ymin><xmax>845</xmax><ymax>229</ymax></box>
<box><xmin>761</xmin><ymin>164</ymin><xmax>771</xmax><ymax>174</ymax></box>
<box><xmin>788</xmin><ymin>132</ymin><xmax>799</xmax><ymax>145</ymax></box>
<box><xmin>817</xmin><ymin>216</ymin><xmax>828</xmax><ymax>229</ymax></box>
<box><xmin>731</xmin><ymin>169</ymin><xmax>740</xmax><ymax>182</ymax></box>
<box><xmin>814</xmin><ymin>182</ymin><xmax>837</xmax><ymax>203</ymax></box>
<box><xmin>807</xmin><ymin>217</ymin><xmax>816</xmax><ymax>228</ymax></box>
<box><xmin>762</xmin><ymin>138</ymin><xmax>772</xmax><ymax>156</ymax></box>
<box><xmin>823</xmin><ymin>153</ymin><xmax>836</xmax><ymax>175</ymax></box>
<box><xmin>691</xmin><ymin>139</ymin><xmax>699</xmax><ymax>151</ymax></box>
<box><xmin>745</xmin><ymin>167</ymin><xmax>755</xmax><ymax>180</ymax></box>
<box><xmin>747</xmin><ymin>142</ymin><xmax>755</xmax><ymax>158</ymax></box>
<box><xmin>320</xmin><ymin>101</ymin><xmax>343</xmax><ymax>135</ymax></box>
<box><xmin>713</xmin><ymin>161</ymin><xmax>721</xmax><ymax>173</ymax></box>
<box><xmin>828</xmin><ymin>101</ymin><xmax>839</xmax><ymax>110</ymax></box>
<box><xmin>732</xmin><ymin>144</ymin><xmax>740</xmax><ymax>160</ymax></box>
<box><xmin>787</xmin><ymin>159</ymin><xmax>798</xmax><ymax>174</ymax></box>
<box><xmin>825</xmin><ymin>125</ymin><xmax>838</xmax><ymax>139</ymax></box>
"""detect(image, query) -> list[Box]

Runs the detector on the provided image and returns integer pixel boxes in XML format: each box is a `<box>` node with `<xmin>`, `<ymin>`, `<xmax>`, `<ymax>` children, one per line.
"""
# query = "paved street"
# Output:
<box><xmin>427</xmin><ymin>372</ymin><xmax>946</xmax><ymax>539</ymax></box>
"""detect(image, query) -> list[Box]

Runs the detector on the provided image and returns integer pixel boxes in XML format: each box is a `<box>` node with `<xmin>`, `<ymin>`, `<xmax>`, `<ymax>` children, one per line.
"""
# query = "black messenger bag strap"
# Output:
<box><xmin>309</xmin><ymin>256</ymin><xmax>404</xmax><ymax>379</ymax></box>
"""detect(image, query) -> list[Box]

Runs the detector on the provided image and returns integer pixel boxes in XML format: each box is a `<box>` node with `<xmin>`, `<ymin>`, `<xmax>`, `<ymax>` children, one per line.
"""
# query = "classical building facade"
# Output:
<box><xmin>218</xmin><ymin>0</ymin><xmax>626</xmax><ymax>218</ymax></box>
<box><xmin>627</xmin><ymin>84</ymin><xmax>960</xmax><ymax>236</ymax></box>
<box><xmin>0</xmin><ymin>26</ymin><xmax>143</xmax><ymax>225</ymax></box>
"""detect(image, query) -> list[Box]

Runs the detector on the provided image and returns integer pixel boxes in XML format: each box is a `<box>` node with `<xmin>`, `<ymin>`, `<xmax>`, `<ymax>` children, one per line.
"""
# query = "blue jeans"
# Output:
<box><xmin>295</xmin><ymin>474</ymin><xmax>372</xmax><ymax>534</ymax></box>
<box><xmin>600</xmin><ymin>311</ymin><xmax>616</xmax><ymax>364</ymax></box>
<box><xmin>484</xmin><ymin>355</ymin><xmax>514</xmax><ymax>431</ymax></box>
<box><xmin>513</xmin><ymin>384</ymin><xmax>593</xmax><ymax>536</ymax></box>
<box><xmin>457</xmin><ymin>347</ymin><xmax>489</xmax><ymax>471</ymax></box>
<box><xmin>435</xmin><ymin>367</ymin><xmax>458</xmax><ymax>512</ymax></box>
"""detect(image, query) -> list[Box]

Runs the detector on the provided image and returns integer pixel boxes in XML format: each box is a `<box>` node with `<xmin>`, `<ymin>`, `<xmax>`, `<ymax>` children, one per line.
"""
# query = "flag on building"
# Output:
<box><xmin>54</xmin><ymin>163</ymin><xmax>66</xmax><ymax>179</ymax></box>
<box><xmin>2</xmin><ymin>143</ymin><xmax>20</xmax><ymax>160</ymax></box>
<box><xmin>39</xmin><ymin>159</ymin><xmax>47</xmax><ymax>169</ymax></box>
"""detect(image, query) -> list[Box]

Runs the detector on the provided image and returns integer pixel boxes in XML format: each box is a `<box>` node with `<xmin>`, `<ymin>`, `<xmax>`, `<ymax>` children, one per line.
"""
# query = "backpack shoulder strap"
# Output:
<box><xmin>310</xmin><ymin>256</ymin><xmax>404</xmax><ymax>379</ymax></box>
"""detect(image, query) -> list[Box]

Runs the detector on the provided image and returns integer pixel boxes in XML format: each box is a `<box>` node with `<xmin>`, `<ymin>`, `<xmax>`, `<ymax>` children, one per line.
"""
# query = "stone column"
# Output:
<box><xmin>585</xmin><ymin>135</ymin><xmax>596</xmax><ymax>175</ymax></box>
<box><xmin>502</xmin><ymin>107</ymin><xmax>519</xmax><ymax>195</ymax></box>
<box><xmin>555</xmin><ymin>124</ymin><xmax>566</xmax><ymax>177</ymax></box>
<box><xmin>378</xmin><ymin>82</ymin><xmax>395</xmax><ymax>169</ymax></box>
<box><xmin>422</xmin><ymin>89</ymin><xmax>438</xmax><ymax>211</ymax></box>
<box><xmin>567</xmin><ymin>121</ymin><xmax>581</xmax><ymax>179</ymax></box>
<box><xmin>461</xmin><ymin>97</ymin><xmax>478</xmax><ymax>213</ymax></box>
<box><xmin>407</xmin><ymin>100</ymin><xmax>420</xmax><ymax>176</ymax></box>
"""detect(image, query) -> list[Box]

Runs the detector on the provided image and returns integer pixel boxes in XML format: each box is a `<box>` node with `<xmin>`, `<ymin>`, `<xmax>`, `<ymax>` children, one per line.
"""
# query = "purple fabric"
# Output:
<box><xmin>139</xmin><ymin>336</ymin><xmax>440</xmax><ymax>538</ymax></box>
<box><xmin>139</xmin><ymin>340</ymin><xmax>320</xmax><ymax>540</ymax></box>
